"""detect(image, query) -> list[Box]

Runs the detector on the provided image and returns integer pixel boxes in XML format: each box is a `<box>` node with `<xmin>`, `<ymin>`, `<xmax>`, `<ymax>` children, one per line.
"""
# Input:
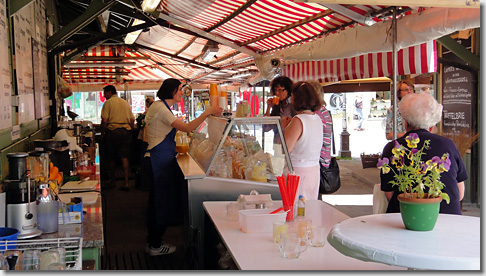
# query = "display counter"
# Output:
<box><xmin>178</xmin><ymin>115</ymin><xmax>292</xmax><ymax>268</ymax></box>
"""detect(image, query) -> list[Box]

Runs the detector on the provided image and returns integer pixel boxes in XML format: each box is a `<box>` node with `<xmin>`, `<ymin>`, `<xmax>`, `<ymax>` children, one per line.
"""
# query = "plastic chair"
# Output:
<box><xmin>372</xmin><ymin>184</ymin><xmax>389</xmax><ymax>214</ymax></box>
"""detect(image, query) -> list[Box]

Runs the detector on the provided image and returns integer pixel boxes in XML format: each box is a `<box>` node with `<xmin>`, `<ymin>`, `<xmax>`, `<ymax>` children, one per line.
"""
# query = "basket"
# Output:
<box><xmin>360</xmin><ymin>153</ymin><xmax>381</xmax><ymax>169</ymax></box>
<box><xmin>0</xmin><ymin>237</ymin><xmax>82</xmax><ymax>270</ymax></box>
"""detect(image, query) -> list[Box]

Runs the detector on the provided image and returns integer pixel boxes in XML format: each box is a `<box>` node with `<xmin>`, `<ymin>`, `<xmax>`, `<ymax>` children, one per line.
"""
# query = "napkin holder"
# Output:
<box><xmin>237</xmin><ymin>194</ymin><xmax>273</xmax><ymax>209</ymax></box>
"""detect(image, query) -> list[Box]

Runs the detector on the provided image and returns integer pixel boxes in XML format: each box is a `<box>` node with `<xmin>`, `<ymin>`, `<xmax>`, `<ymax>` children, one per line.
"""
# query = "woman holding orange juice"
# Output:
<box><xmin>264</xmin><ymin>76</ymin><xmax>296</xmax><ymax>118</ymax></box>
<box><xmin>142</xmin><ymin>78</ymin><xmax>222</xmax><ymax>256</ymax></box>
<box><xmin>263</xmin><ymin>76</ymin><xmax>297</xmax><ymax>174</ymax></box>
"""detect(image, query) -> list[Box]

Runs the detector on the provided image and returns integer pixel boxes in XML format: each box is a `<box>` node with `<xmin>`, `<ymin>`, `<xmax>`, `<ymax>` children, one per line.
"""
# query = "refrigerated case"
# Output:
<box><xmin>180</xmin><ymin>115</ymin><xmax>293</xmax><ymax>268</ymax></box>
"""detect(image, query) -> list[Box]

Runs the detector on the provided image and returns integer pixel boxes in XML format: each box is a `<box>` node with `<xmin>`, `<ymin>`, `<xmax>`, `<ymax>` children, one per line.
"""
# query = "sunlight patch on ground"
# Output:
<box><xmin>321</xmin><ymin>194</ymin><xmax>373</xmax><ymax>206</ymax></box>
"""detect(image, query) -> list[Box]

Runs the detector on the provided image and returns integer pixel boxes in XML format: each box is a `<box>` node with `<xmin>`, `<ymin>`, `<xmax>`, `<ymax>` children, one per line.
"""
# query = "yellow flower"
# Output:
<box><xmin>405</xmin><ymin>133</ymin><xmax>420</xmax><ymax>148</ymax></box>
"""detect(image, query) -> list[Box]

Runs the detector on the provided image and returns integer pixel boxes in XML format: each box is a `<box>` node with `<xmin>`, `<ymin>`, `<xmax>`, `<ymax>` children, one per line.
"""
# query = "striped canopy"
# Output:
<box><xmin>60</xmin><ymin>1</ymin><xmax>479</xmax><ymax>86</ymax></box>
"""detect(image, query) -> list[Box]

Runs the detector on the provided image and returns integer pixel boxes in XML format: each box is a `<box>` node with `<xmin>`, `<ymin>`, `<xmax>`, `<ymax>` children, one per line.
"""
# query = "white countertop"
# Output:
<box><xmin>327</xmin><ymin>213</ymin><xmax>480</xmax><ymax>270</ymax></box>
<box><xmin>203</xmin><ymin>200</ymin><xmax>406</xmax><ymax>270</ymax></box>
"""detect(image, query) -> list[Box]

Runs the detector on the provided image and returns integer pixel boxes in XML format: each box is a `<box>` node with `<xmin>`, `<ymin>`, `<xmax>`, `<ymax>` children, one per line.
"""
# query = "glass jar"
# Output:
<box><xmin>175</xmin><ymin>131</ymin><xmax>189</xmax><ymax>155</ymax></box>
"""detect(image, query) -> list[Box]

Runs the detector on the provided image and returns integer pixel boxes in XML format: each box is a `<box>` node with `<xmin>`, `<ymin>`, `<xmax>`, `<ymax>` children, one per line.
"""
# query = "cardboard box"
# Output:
<box><xmin>58</xmin><ymin>211</ymin><xmax>82</xmax><ymax>224</ymax></box>
<box><xmin>58</xmin><ymin>197</ymin><xmax>83</xmax><ymax>224</ymax></box>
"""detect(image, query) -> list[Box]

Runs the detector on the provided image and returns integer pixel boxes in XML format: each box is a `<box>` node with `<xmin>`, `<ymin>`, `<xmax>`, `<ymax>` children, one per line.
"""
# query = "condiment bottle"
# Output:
<box><xmin>297</xmin><ymin>195</ymin><xmax>305</xmax><ymax>217</ymax></box>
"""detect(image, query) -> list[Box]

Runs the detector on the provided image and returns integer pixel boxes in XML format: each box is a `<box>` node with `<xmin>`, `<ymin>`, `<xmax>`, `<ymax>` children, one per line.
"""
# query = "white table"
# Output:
<box><xmin>203</xmin><ymin>200</ymin><xmax>406</xmax><ymax>270</ymax></box>
<box><xmin>327</xmin><ymin>213</ymin><xmax>480</xmax><ymax>270</ymax></box>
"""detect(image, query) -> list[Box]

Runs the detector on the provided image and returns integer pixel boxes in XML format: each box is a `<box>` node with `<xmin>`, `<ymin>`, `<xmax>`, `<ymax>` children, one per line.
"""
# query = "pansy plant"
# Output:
<box><xmin>378</xmin><ymin>133</ymin><xmax>451</xmax><ymax>203</ymax></box>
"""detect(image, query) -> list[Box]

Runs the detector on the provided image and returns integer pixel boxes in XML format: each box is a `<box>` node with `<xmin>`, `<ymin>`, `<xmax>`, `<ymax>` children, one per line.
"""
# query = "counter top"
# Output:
<box><xmin>37</xmin><ymin>192</ymin><xmax>103</xmax><ymax>249</ymax></box>
<box><xmin>36</xmin><ymin>173</ymin><xmax>103</xmax><ymax>249</ymax></box>
<box><xmin>177</xmin><ymin>153</ymin><xmax>205</xmax><ymax>180</ymax></box>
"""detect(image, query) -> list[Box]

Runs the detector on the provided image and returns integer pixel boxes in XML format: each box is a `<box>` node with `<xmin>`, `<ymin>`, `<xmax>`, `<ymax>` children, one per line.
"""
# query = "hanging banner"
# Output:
<box><xmin>0</xmin><ymin>0</ymin><xmax>11</xmax><ymax>130</ymax></box>
<box><xmin>14</xmin><ymin>3</ymin><xmax>35</xmax><ymax>123</ymax></box>
<box><xmin>283</xmin><ymin>41</ymin><xmax>437</xmax><ymax>83</ymax></box>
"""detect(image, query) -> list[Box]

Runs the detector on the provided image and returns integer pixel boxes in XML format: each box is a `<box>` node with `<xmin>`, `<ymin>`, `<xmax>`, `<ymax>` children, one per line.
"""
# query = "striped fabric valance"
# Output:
<box><xmin>282</xmin><ymin>40</ymin><xmax>437</xmax><ymax>83</ymax></box>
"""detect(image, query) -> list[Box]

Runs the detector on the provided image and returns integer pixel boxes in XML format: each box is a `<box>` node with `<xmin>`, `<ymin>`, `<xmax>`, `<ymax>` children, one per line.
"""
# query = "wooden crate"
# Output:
<box><xmin>360</xmin><ymin>153</ymin><xmax>381</xmax><ymax>169</ymax></box>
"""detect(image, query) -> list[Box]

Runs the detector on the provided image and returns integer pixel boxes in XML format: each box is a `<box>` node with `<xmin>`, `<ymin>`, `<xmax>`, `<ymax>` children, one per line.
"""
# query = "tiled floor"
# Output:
<box><xmin>100</xmin><ymin>179</ymin><xmax>190</xmax><ymax>270</ymax></box>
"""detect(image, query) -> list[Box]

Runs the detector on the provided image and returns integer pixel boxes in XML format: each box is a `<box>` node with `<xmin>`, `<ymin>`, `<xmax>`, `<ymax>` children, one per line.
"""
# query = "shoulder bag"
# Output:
<box><xmin>319</xmin><ymin>114</ymin><xmax>341</xmax><ymax>194</ymax></box>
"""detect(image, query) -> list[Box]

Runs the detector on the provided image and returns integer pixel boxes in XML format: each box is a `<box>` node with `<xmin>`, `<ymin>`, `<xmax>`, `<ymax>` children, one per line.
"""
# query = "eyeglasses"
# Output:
<box><xmin>274</xmin><ymin>88</ymin><xmax>286</xmax><ymax>93</ymax></box>
<box><xmin>399</xmin><ymin>87</ymin><xmax>412</xmax><ymax>92</ymax></box>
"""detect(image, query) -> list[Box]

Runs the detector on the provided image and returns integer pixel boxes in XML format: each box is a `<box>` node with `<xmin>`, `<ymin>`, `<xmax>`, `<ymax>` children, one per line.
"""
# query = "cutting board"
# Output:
<box><xmin>58</xmin><ymin>192</ymin><xmax>99</xmax><ymax>205</ymax></box>
<box><xmin>61</xmin><ymin>180</ymin><xmax>98</xmax><ymax>191</ymax></box>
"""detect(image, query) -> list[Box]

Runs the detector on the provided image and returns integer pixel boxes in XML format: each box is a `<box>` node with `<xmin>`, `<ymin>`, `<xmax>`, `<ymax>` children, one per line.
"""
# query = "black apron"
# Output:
<box><xmin>147</xmin><ymin>100</ymin><xmax>185</xmax><ymax>225</ymax></box>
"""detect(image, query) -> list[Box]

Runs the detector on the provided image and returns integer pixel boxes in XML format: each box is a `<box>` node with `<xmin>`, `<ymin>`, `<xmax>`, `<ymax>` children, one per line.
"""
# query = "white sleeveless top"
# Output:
<box><xmin>290</xmin><ymin>113</ymin><xmax>323</xmax><ymax>168</ymax></box>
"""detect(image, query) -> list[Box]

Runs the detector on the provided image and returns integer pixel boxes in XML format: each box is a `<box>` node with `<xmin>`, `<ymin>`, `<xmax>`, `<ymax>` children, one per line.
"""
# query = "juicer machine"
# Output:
<box><xmin>3</xmin><ymin>152</ymin><xmax>42</xmax><ymax>239</ymax></box>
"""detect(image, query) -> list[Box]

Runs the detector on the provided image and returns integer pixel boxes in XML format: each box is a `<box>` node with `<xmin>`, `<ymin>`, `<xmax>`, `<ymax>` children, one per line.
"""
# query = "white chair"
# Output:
<box><xmin>372</xmin><ymin>183</ymin><xmax>389</xmax><ymax>214</ymax></box>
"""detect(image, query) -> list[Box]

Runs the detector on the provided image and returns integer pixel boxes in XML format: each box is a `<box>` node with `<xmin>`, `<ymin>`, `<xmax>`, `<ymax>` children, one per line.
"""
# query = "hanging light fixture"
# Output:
<box><xmin>124</xmin><ymin>0</ymin><xmax>162</xmax><ymax>44</ymax></box>
<box><xmin>201</xmin><ymin>41</ymin><xmax>219</xmax><ymax>62</ymax></box>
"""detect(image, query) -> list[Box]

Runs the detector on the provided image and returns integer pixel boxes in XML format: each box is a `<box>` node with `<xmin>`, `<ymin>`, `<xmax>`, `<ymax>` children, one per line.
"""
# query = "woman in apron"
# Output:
<box><xmin>143</xmin><ymin>78</ymin><xmax>222</xmax><ymax>256</ymax></box>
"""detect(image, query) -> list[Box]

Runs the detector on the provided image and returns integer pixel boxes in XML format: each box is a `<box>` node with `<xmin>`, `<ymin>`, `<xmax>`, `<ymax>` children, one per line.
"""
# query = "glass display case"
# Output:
<box><xmin>189</xmin><ymin>116</ymin><xmax>293</xmax><ymax>184</ymax></box>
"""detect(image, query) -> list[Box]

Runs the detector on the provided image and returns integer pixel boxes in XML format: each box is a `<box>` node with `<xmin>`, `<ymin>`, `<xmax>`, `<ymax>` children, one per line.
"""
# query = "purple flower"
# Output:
<box><xmin>377</xmin><ymin>158</ymin><xmax>390</xmax><ymax>174</ymax></box>
<box><xmin>405</xmin><ymin>133</ymin><xmax>420</xmax><ymax>148</ymax></box>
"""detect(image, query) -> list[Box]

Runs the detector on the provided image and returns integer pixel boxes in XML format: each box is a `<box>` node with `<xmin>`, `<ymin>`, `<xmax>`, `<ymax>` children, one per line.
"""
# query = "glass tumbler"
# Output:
<box><xmin>175</xmin><ymin>131</ymin><xmax>189</xmax><ymax>155</ymax></box>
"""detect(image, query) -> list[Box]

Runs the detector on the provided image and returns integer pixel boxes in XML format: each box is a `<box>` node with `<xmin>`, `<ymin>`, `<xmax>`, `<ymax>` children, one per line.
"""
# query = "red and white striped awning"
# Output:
<box><xmin>282</xmin><ymin>40</ymin><xmax>436</xmax><ymax>83</ymax></box>
<box><xmin>63</xmin><ymin>46</ymin><xmax>172</xmax><ymax>84</ymax></box>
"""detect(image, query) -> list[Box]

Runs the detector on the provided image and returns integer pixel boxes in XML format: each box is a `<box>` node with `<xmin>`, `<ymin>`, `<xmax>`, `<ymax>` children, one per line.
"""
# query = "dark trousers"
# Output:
<box><xmin>144</xmin><ymin>157</ymin><xmax>167</xmax><ymax>247</ymax></box>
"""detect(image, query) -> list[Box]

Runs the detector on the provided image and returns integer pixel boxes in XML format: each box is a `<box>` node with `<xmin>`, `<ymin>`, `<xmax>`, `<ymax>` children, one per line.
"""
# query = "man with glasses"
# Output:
<box><xmin>385</xmin><ymin>80</ymin><xmax>414</xmax><ymax>140</ymax></box>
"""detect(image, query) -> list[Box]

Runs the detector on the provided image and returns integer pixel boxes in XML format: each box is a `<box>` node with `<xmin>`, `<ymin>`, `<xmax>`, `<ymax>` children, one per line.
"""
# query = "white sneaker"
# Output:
<box><xmin>145</xmin><ymin>243</ymin><xmax>176</xmax><ymax>256</ymax></box>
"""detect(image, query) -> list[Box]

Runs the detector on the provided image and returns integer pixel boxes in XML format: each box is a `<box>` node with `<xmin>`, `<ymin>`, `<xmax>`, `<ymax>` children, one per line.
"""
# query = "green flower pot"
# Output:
<box><xmin>397</xmin><ymin>193</ymin><xmax>442</xmax><ymax>231</ymax></box>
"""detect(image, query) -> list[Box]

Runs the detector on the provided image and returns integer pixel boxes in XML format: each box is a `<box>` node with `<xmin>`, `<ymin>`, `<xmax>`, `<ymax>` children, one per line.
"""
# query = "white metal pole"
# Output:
<box><xmin>392</xmin><ymin>7</ymin><xmax>398</xmax><ymax>140</ymax></box>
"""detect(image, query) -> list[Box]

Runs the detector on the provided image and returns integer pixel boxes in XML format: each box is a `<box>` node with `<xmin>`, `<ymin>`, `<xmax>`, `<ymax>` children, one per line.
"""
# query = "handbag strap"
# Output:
<box><xmin>330</xmin><ymin>112</ymin><xmax>336</xmax><ymax>155</ymax></box>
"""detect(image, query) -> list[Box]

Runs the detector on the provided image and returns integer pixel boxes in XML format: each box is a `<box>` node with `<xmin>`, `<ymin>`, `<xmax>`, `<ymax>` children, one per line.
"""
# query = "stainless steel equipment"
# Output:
<box><xmin>4</xmin><ymin>153</ymin><xmax>42</xmax><ymax>239</ymax></box>
<box><xmin>0</xmin><ymin>192</ymin><xmax>5</xmax><ymax>227</ymax></box>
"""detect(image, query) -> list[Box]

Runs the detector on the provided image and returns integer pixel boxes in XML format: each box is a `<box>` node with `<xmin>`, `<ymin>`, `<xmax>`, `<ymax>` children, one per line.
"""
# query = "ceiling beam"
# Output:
<box><xmin>64</xmin><ymin>62</ymin><xmax>136</xmax><ymax>68</ymax></box>
<box><xmin>174</xmin><ymin>37</ymin><xmax>197</xmax><ymax>56</ymax></box>
<box><xmin>240</xmin><ymin>9</ymin><xmax>335</xmax><ymax>46</ymax></box>
<box><xmin>154</xmin><ymin>64</ymin><xmax>185</xmax><ymax>80</ymax></box>
<box><xmin>134</xmin><ymin>43</ymin><xmax>219</xmax><ymax>71</ymax></box>
<box><xmin>260</xmin><ymin>7</ymin><xmax>410</xmax><ymax>54</ymax></box>
<box><xmin>318</xmin><ymin>4</ymin><xmax>376</xmax><ymax>26</ymax></box>
<box><xmin>293</xmin><ymin>0</ymin><xmax>479</xmax><ymax>8</ymax></box>
<box><xmin>157</xmin><ymin>12</ymin><xmax>257</xmax><ymax>57</ymax></box>
<box><xmin>437</xmin><ymin>35</ymin><xmax>480</xmax><ymax>71</ymax></box>
<box><xmin>47</xmin><ymin>0</ymin><xmax>117</xmax><ymax>51</ymax></box>
<box><xmin>75</xmin><ymin>55</ymin><xmax>150</xmax><ymax>61</ymax></box>
<box><xmin>8</xmin><ymin>0</ymin><xmax>33</xmax><ymax>15</ymax></box>
<box><xmin>51</xmin><ymin>20</ymin><xmax>156</xmax><ymax>54</ymax></box>
<box><xmin>260</xmin><ymin>20</ymin><xmax>354</xmax><ymax>54</ymax></box>
<box><xmin>205</xmin><ymin>0</ymin><xmax>258</xmax><ymax>32</ymax></box>
<box><xmin>208</xmin><ymin>51</ymin><xmax>241</xmax><ymax>65</ymax></box>
<box><xmin>63</xmin><ymin>71</ymin><xmax>130</xmax><ymax>76</ymax></box>
<box><xmin>192</xmin><ymin>70</ymin><xmax>219</xmax><ymax>81</ymax></box>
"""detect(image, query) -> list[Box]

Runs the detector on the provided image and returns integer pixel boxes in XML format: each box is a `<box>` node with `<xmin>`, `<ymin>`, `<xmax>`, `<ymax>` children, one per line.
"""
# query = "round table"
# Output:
<box><xmin>327</xmin><ymin>213</ymin><xmax>480</xmax><ymax>270</ymax></box>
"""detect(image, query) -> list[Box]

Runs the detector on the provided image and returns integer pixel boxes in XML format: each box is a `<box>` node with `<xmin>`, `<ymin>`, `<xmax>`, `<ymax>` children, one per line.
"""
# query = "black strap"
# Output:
<box><xmin>330</xmin><ymin>112</ymin><xmax>335</xmax><ymax>155</ymax></box>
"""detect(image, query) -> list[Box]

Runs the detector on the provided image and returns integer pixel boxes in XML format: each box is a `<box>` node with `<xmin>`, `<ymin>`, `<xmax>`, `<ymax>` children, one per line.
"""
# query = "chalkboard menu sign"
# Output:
<box><xmin>441</xmin><ymin>38</ymin><xmax>475</xmax><ymax>135</ymax></box>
